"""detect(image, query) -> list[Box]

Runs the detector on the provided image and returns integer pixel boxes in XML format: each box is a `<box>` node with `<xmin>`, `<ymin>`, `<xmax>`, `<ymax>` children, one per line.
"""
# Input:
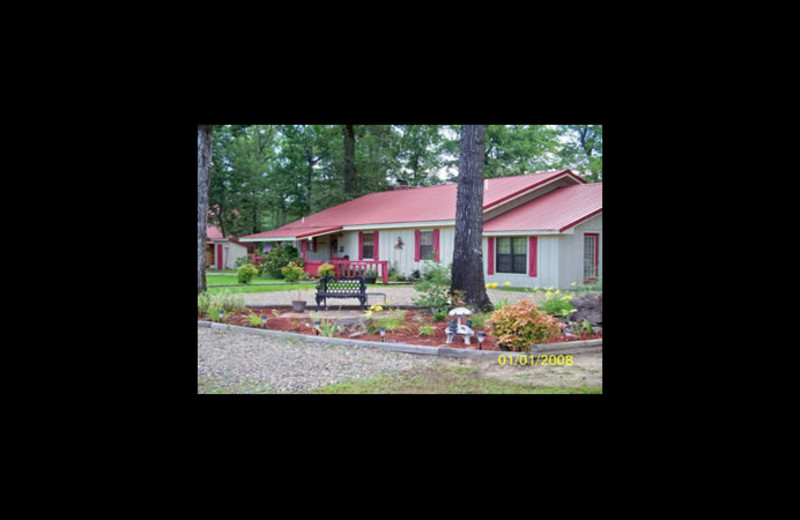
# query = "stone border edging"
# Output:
<box><xmin>198</xmin><ymin>320</ymin><xmax>602</xmax><ymax>360</ymax></box>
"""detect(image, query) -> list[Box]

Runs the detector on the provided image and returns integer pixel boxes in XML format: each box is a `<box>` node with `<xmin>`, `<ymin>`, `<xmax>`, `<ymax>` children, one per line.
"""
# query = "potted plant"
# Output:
<box><xmin>363</xmin><ymin>269</ymin><xmax>378</xmax><ymax>284</ymax></box>
<box><xmin>291</xmin><ymin>287</ymin><xmax>307</xmax><ymax>313</ymax></box>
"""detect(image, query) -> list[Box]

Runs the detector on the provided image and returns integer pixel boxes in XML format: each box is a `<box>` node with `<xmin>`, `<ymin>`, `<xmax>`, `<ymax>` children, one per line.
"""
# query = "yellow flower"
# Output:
<box><xmin>365</xmin><ymin>310</ymin><xmax>373</xmax><ymax>318</ymax></box>
<box><xmin>570</xmin><ymin>282</ymin><xmax>577</xmax><ymax>286</ymax></box>
<box><xmin>485</xmin><ymin>283</ymin><xmax>491</xmax><ymax>288</ymax></box>
<box><xmin>491</xmin><ymin>282</ymin><xmax>498</xmax><ymax>288</ymax></box>
<box><xmin>555</xmin><ymin>289</ymin><xmax>560</xmax><ymax>294</ymax></box>
<box><xmin>504</xmin><ymin>281</ymin><xmax>511</xmax><ymax>286</ymax></box>
<box><xmin>545</xmin><ymin>291</ymin><xmax>553</xmax><ymax>299</ymax></box>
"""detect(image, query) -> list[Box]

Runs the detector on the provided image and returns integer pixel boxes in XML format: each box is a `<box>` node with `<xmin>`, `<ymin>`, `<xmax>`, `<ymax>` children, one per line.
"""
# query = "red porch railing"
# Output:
<box><xmin>329</xmin><ymin>259</ymin><xmax>389</xmax><ymax>284</ymax></box>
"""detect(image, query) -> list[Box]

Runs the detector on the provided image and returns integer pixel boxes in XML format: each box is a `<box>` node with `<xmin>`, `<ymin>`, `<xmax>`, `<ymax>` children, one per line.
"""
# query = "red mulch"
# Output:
<box><xmin>199</xmin><ymin>307</ymin><xmax>601</xmax><ymax>351</ymax></box>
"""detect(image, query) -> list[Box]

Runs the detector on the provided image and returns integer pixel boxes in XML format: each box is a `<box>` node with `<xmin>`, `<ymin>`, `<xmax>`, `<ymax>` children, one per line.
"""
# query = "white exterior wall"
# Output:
<box><xmin>482</xmin><ymin>235</ymin><xmax>560</xmax><ymax>289</ymax></box>
<box><xmin>214</xmin><ymin>240</ymin><xmax>249</xmax><ymax>269</ymax></box>
<box><xmin>557</xmin><ymin>214</ymin><xmax>602</xmax><ymax>288</ymax></box>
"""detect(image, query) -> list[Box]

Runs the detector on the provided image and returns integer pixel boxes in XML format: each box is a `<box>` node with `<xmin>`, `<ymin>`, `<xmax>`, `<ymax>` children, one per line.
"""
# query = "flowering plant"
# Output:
<box><xmin>487</xmin><ymin>299</ymin><xmax>565</xmax><ymax>352</ymax></box>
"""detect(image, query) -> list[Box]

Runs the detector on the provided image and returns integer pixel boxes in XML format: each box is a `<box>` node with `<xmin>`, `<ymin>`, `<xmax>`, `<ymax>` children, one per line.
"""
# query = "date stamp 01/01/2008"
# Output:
<box><xmin>497</xmin><ymin>354</ymin><xmax>573</xmax><ymax>367</ymax></box>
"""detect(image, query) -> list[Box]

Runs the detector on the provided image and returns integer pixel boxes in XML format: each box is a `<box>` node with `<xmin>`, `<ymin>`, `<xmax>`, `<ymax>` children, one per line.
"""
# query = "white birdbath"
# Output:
<box><xmin>446</xmin><ymin>307</ymin><xmax>475</xmax><ymax>344</ymax></box>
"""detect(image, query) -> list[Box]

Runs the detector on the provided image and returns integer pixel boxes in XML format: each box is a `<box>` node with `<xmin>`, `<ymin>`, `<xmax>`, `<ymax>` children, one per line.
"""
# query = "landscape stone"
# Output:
<box><xmin>568</xmin><ymin>291</ymin><xmax>602</xmax><ymax>325</ymax></box>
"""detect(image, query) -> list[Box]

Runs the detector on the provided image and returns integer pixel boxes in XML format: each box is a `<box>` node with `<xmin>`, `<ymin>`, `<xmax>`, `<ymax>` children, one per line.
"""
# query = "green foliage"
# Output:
<box><xmin>363</xmin><ymin>269</ymin><xmax>377</xmax><ymax>278</ymax></box>
<box><xmin>469</xmin><ymin>313</ymin><xmax>491</xmax><ymax>330</ymax></box>
<box><xmin>412</xmin><ymin>261</ymin><xmax>451</xmax><ymax>310</ymax></box>
<box><xmin>198</xmin><ymin>292</ymin><xmax>210</xmax><ymax>315</ymax></box>
<box><xmin>432</xmin><ymin>310</ymin><xmax>448</xmax><ymax>322</ymax></box>
<box><xmin>233</xmin><ymin>256</ymin><xmax>252</xmax><ymax>269</ymax></box>
<box><xmin>236</xmin><ymin>264</ymin><xmax>259</xmax><ymax>284</ymax></box>
<box><xmin>204</xmin><ymin>289</ymin><xmax>246</xmax><ymax>315</ymax></box>
<box><xmin>487</xmin><ymin>299</ymin><xmax>565</xmax><ymax>352</ymax></box>
<box><xmin>418</xmin><ymin>323</ymin><xmax>435</xmax><ymax>336</ymax></box>
<box><xmin>261</xmin><ymin>243</ymin><xmax>302</xmax><ymax>278</ymax></box>
<box><xmin>369</xmin><ymin>310</ymin><xmax>408</xmax><ymax>334</ymax></box>
<box><xmin>247</xmin><ymin>313</ymin><xmax>265</xmax><ymax>327</ymax></box>
<box><xmin>570</xmin><ymin>278</ymin><xmax>602</xmax><ymax>295</ymax></box>
<box><xmin>317</xmin><ymin>263</ymin><xmax>336</xmax><ymax>278</ymax></box>
<box><xmin>280</xmin><ymin>261</ymin><xmax>305</xmax><ymax>282</ymax></box>
<box><xmin>536</xmin><ymin>292</ymin><xmax>576</xmax><ymax>318</ymax></box>
<box><xmin>317</xmin><ymin>319</ymin><xmax>339</xmax><ymax>337</ymax></box>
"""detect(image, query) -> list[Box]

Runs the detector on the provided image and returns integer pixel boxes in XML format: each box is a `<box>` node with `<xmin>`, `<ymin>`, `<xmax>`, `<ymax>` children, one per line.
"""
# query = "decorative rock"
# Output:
<box><xmin>335</xmin><ymin>317</ymin><xmax>371</xmax><ymax>336</ymax></box>
<box><xmin>568</xmin><ymin>291</ymin><xmax>602</xmax><ymax>325</ymax></box>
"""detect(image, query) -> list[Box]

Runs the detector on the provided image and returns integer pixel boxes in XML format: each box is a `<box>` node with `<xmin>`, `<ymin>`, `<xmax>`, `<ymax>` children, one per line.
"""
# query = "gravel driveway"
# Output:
<box><xmin>241</xmin><ymin>286</ymin><xmax>544</xmax><ymax>307</ymax></box>
<box><xmin>198</xmin><ymin>327</ymin><xmax>440</xmax><ymax>393</ymax></box>
<box><xmin>198</xmin><ymin>326</ymin><xmax>602</xmax><ymax>394</ymax></box>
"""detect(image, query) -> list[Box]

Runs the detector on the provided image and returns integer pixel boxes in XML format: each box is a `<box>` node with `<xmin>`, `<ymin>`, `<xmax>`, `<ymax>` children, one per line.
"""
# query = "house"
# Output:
<box><xmin>206</xmin><ymin>225</ymin><xmax>249</xmax><ymax>270</ymax></box>
<box><xmin>239</xmin><ymin>169</ymin><xmax>601</xmax><ymax>288</ymax></box>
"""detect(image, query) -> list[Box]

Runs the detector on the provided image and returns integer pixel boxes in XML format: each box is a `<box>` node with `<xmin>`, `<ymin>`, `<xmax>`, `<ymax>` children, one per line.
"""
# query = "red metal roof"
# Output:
<box><xmin>483</xmin><ymin>183</ymin><xmax>602</xmax><ymax>233</ymax></box>
<box><xmin>242</xmin><ymin>170</ymin><xmax>581</xmax><ymax>240</ymax></box>
<box><xmin>206</xmin><ymin>225</ymin><xmax>224</xmax><ymax>239</ymax></box>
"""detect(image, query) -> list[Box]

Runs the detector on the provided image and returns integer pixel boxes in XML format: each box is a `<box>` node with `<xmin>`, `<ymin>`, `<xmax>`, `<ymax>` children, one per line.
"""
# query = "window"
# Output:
<box><xmin>496</xmin><ymin>237</ymin><xmax>527</xmax><ymax>274</ymax></box>
<box><xmin>362</xmin><ymin>232</ymin><xmax>374</xmax><ymax>259</ymax></box>
<box><xmin>419</xmin><ymin>231</ymin><xmax>433</xmax><ymax>260</ymax></box>
<box><xmin>583</xmin><ymin>233</ymin><xmax>598</xmax><ymax>281</ymax></box>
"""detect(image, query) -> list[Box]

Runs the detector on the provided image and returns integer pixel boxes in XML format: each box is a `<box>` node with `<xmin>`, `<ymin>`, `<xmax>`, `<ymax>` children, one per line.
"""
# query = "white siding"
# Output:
<box><xmin>557</xmin><ymin>214</ymin><xmax>602</xmax><ymax>288</ymax></box>
<box><xmin>217</xmin><ymin>241</ymin><xmax>248</xmax><ymax>269</ymax></box>
<box><xmin>482</xmin><ymin>235</ymin><xmax>559</xmax><ymax>289</ymax></box>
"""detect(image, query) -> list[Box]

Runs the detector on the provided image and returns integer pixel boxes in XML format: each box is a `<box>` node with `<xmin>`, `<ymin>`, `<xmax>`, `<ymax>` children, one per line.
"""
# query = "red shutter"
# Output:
<box><xmin>358</xmin><ymin>232</ymin><xmax>363</xmax><ymax>261</ymax></box>
<box><xmin>414</xmin><ymin>230</ymin><xmax>420</xmax><ymax>262</ymax></box>
<box><xmin>301</xmin><ymin>239</ymin><xmax>307</xmax><ymax>260</ymax></box>
<box><xmin>529</xmin><ymin>236</ymin><xmax>537</xmax><ymax>277</ymax></box>
<box><xmin>312</xmin><ymin>236</ymin><xmax>317</xmax><ymax>253</ymax></box>
<box><xmin>373</xmin><ymin>231</ymin><xmax>379</xmax><ymax>260</ymax></box>
<box><xmin>433</xmin><ymin>229</ymin><xmax>440</xmax><ymax>262</ymax></box>
<box><xmin>487</xmin><ymin>237</ymin><xmax>494</xmax><ymax>275</ymax></box>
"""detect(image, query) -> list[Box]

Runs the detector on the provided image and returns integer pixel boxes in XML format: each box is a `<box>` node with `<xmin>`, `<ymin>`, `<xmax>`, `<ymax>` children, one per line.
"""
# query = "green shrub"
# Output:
<box><xmin>418</xmin><ymin>323</ymin><xmax>435</xmax><ymax>336</ymax></box>
<box><xmin>363</xmin><ymin>269</ymin><xmax>377</xmax><ymax>279</ymax></box>
<box><xmin>318</xmin><ymin>263</ymin><xmax>336</xmax><ymax>278</ymax></box>
<box><xmin>369</xmin><ymin>310</ymin><xmax>408</xmax><ymax>334</ymax></box>
<box><xmin>280</xmin><ymin>261</ymin><xmax>305</xmax><ymax>282</ymax></box>
<box><xmin>469</xmin><ymin>313</ymin><xmax>491</xmax><ymax>330</ymax></box>
<box><xmin>412</xmin><ymin>261</ymin><xmax>451</xmax><ymax>310</ymax></box>
<box><xmin>433</xmin><ymin>310</ymin><xmax>448</xmax><ymax>321</ymax></box>
<box><xmin>198</xmin><ymin>292</ymin><xmax>210</xmax><ymax>315</ymax></box>
<box><xmin>233</xmin><ymin>256</ymin><xmax>252</xmax><ymax>269</ymax></box>
<box><xmin>260</xmin><ymin>244</ymin><xmax>302</xmax><ymax>278</ymax></box>
<box><xmin>207</xmin><ymin>289</ymin><xmax>246</xmax><ymax>314</ymax></box>
<box><xmin>237</xmin><ymin>264</ymin><xmax>259</xmax><ymax>284</ymax></box>
<box><xmin>487</xmin><ymin>299</ymin><xmax>565</xmax><ymax>352</ymax></box>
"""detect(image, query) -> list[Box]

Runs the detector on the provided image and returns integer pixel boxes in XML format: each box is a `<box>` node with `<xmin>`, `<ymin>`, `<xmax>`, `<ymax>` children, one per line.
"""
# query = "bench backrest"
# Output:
<box><xmin>317</xmin><ymin>276</ymin><xmax>366</xmax><ymax>294</ymax></box>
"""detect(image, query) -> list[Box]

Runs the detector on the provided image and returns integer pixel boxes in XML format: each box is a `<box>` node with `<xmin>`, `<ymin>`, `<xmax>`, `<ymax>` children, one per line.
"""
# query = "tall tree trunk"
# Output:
<box><xmin>198</xmin><ymin>125</ymin><xmax>214</xmax><ymax>293</ymax></box>
<box><xmin>343</xmin><ymin>125</ymin><xmax>356</xmax><ymax>199</ymax></box>
<box><xmin>451</xmin><ymin>125</ymin><xmax>492</xmax><ymax>311</ymax></box>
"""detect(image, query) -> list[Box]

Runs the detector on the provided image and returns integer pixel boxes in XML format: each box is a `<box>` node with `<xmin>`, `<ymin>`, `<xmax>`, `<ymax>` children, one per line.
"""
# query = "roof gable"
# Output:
<box><xmin>483</xmin><ymin>183</ymin><xmax>602</xmax><ymax>233</ymax></box>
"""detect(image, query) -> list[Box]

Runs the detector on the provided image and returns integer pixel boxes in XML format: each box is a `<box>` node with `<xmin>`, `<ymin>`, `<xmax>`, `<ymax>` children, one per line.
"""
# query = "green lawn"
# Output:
<box><xmin>312</xmin><ymin>365</ymin><xmax>602</xmax><ymax>394</ymax></box>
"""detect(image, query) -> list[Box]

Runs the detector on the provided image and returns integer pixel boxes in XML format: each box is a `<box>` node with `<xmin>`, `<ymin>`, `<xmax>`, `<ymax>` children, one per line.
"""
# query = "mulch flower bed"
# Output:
<box><xmin>199</xmin><ymin>307</ymin><xmax>601</xmax><ymax>351</ymax></box>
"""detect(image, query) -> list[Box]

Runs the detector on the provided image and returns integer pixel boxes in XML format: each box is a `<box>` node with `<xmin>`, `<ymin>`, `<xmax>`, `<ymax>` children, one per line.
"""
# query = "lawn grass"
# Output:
<box><xmin>312</xmin><ymin>364</ymin><xmax>602</xmax><ymax>394</ymax></box>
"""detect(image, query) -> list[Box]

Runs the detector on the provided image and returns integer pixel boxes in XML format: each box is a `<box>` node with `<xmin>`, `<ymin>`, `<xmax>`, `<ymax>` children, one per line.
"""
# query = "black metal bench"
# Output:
<box><xmin>316</xmin><ymin>276</ymin><xmax>367</xmax><ymax>310</ymax></box>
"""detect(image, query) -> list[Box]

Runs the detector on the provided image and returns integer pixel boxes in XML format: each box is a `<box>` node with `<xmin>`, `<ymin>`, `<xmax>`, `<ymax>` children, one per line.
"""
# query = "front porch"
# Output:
<box><xmin>249</xmin><ymin>247</ymin><xmax>389</xmax><ymax>283</ymax></box>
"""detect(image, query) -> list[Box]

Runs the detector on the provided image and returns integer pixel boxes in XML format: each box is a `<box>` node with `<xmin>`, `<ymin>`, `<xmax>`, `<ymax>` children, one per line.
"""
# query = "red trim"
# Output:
<box><xmin>414</xmin><ymin>230</ymin><xmax>420</xmax><ymax>262</ymax></box>
<box><xmin>373</xmin><ymin>230</ymin><xmax>379</xmax><ymax>260</ymax></box>
<box><xmin>295</xmin><ymin>226</ymin><xmax>342</xmax><ymax>239</ymax></box>
<box><xmin>584</xmin><ymin>233</ymin><xmax>599</xmax><ymax>282</ymax></box>
<box><xmin>487</xmin><ymin>237</ymin><xmax>494</xmax><ymax>275</ymax></box>
<box><xmin>558</xmin><ymin>208</ymin><xmax>603</xmax><ymax>232</ymax></box>
<box><xmin>482</xmin><ymin>170</ymin><xmax>585</xmax><ymax>211</ymax></box>
<box><xmin>433</xmin><ymin>229</ymin><xmax>440</xmax><ymax>262</ymax></box>
<box><xmin>358</xmin><ymin>232</ymin><xmax>363</xmax><ymax>261</ymax></box>
<box><xmin>529</xmin><ymin>236</ymin><xmax>537</xmax><ymax>277</ymax></box>
<box><xmin>216</xmin><ymin>244</ymin><xmax>223</xmax><ymax>270</ymax></box>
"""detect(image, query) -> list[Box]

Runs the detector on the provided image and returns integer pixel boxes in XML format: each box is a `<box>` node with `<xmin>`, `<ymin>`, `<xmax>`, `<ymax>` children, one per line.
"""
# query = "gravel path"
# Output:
<box><xmin>198</xmin><ymin>327</ymin><xmax>441</xmax><ymax>394</ymax></box>
<box><xmin>241</xmin><ymin>286</ymin><xmax>545</xmax><ymax>307</ymax></box>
